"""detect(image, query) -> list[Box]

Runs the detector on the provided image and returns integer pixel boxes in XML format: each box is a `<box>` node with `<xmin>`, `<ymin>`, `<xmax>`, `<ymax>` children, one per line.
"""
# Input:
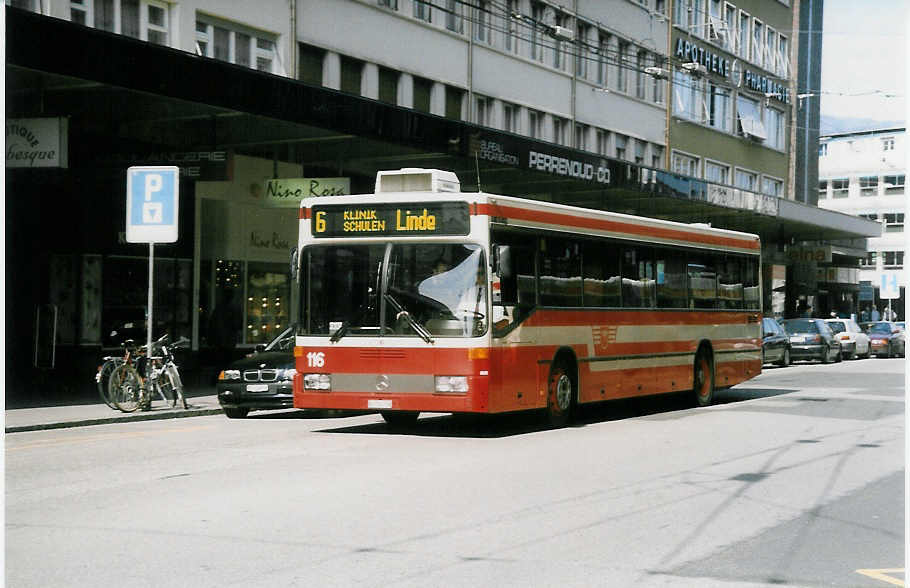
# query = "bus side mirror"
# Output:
<box><xmin>494</xmin><ymin>245</ymin><xmax>513</xmax><ymax>280</ymax></box>
<box><xmin>289</xmin><ymin>247</ymin><xmax>299</xmax><ymax>280</ymax></box>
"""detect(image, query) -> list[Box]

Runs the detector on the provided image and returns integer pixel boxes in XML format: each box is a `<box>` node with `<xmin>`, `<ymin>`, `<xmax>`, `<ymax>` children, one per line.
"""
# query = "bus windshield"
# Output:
<box><xmin>303</xmin><ymin>243</ymin><xmax>487</xmax><ymax>338</ymax></box>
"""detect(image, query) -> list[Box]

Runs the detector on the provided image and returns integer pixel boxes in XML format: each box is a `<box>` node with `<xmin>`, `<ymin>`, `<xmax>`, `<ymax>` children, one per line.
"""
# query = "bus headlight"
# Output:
<box><xmin>435</xmin><ymin>376</ymin><xmax>468</xmax><ymax>394</ymax></box>
<box><xmin>303</xmin><ymin>373</ymin><xmax>331</xmax><ymax>390</ymax></box>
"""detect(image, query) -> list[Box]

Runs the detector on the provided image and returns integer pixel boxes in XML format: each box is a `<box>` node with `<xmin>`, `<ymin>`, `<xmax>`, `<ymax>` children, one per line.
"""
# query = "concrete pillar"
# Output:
<box><xmin>429</xmin><ymin>82</ymin><xmax>445</xmax><ymax>116</ymax></box>
<box><xmin>362</xmin><ymin>63</ymin><xmax>379</xmax><ymax>100</ymax></box>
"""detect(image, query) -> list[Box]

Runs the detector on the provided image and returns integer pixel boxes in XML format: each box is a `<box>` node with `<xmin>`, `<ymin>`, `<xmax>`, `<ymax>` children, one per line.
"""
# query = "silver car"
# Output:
<box><xmin>825</xmin><ymin>318</ymin><xmax>871</xmax><ymax>359</ymax></box>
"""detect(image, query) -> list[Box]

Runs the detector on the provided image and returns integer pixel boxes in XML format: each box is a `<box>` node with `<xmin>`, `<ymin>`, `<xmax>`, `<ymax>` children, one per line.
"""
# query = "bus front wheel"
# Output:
<box><xmin>546</xmin><ymin>361</ymin><xmax>575</xmax><ymax>428</ymax></box>
<box><xmin>693</xmin><ymin>348</ymin><xmax>715</xmax><ymax>407</ymax></box>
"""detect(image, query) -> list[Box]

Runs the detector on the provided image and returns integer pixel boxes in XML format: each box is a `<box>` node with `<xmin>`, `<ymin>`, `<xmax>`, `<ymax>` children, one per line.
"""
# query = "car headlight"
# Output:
<box><xmin>219</xmin><ymin>369</ymin><xmax>241</xmax><ymax>381</ymax></box>
<box><xmin>277</xmin><ymin>368</ymin><xmax>298</xmax><ymax>381</ymax></box>
<box><xmin>303</xmin><ymin>373</ymin><xmax>331</xmax><ymax>390</ymax></box>
<box><xmin>435</xmin><ymin>376</ymin><xmax>469</xmax><ymax>394</ymax></box>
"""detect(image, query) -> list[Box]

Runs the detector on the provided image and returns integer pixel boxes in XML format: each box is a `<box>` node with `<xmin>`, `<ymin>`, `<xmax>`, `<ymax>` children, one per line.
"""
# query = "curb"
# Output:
<box><xmin>5</xmin><ymin>407</ymin><xmax>225</xmax><ymax>433</ymax></box>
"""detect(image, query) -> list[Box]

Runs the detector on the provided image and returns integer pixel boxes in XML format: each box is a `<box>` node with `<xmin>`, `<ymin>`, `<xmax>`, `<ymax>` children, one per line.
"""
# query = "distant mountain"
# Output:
<box><xmin>820</xmin><ymin>115</ymin><xmax>904</xmax><ymax>135</ymax></box>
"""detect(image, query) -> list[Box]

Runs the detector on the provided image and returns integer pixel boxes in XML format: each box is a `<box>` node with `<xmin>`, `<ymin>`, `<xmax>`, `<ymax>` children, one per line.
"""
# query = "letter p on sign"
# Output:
<box><xmin>126</xmin><ymin>165</ymin><xmax>179</xmax><ymax>243</ymax></box>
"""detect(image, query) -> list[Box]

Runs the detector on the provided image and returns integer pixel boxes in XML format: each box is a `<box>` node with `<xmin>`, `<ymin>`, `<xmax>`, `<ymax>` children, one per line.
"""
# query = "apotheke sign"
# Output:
<box><xmin>6</xmin><ymin>118</ymin><xmax>68</xmax><ymax>168</ymax></box>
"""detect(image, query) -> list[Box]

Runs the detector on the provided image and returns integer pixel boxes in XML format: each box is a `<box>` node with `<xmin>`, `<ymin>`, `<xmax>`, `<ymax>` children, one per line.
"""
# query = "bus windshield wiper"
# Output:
<box><xmin>329</xmin><ymin>302</ymin><xmax>373</xmax><ymax>343</ymax></box>
<box><xmin>384</xmin><ymin>294</ymin><xmax>434</xmax><ymax>344</ymax></box>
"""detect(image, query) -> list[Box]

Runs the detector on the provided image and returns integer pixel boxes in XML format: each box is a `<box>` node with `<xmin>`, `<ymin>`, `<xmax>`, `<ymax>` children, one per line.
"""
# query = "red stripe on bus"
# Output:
<box><xmin>300</xmin><ymin>208</ymin><xmax>311</xmax><ymax>220</ymax></box>
<box><xmin>475</xmin><ymin>202</ymin><xmax>759</xmax><ymax>250</ymax></box>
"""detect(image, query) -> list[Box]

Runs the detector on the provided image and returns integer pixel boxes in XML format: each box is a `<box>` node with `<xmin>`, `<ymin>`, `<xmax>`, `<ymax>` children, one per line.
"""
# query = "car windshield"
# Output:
<box><xmin>827</xmin><ymin>321</ymin><xmax>846</xmax><ymax>334</ymax></box>
<box><xmin>866</xmin><ymin>323</ymin><xmax>893</xmax><ymax>334</ymax></box>
<box><xmin>264</xmin><ymin>325</ymin><xmax>296</xmax><ymax>351</ymax></box>
<box><xmin>302</xmin><ymin>243</ymin><xmax>487</xmax><ymax>338</ymax></box>
<box><xmin>782</xmin><ymin>319</ymin><xmax>818</xmax><ymax>333</ymax></box>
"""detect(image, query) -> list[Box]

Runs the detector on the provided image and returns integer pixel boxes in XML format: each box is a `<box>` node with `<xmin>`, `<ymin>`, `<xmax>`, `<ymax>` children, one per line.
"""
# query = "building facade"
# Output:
<box><xmin>5</xmin><ymin>1</ymin><xmax>879</xmax><ymax>397</ymax></box>
<box><xmin>817</xmin><ymin>128</ymin><xmax>906</xmax><ymax>319</ymax></box>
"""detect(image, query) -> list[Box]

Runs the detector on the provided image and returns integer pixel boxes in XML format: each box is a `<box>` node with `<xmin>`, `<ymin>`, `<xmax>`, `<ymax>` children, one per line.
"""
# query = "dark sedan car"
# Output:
<box><xmin>780</xmin><ymin>318</ymin><xmax>841</xmax><ymax>364</ymax></box>
<box><xmin>217</xmin><ymin>325</ymin><xmax>296</xmax><ymax>419</ymax></box>
<box><xmin>761</xmin><ymin>317</ymin><xmax>791</xmax><ymax>367</ymax></box>
<box><xmin>860</xmin><ymin>321</ymin><xmax>906</xmax><ymax>358</ymax></box>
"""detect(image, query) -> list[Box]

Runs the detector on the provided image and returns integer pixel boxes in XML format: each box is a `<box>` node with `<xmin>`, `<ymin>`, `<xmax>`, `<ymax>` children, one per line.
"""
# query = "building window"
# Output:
<box><xmin>378</xmin><ymin>0</ymin><xmax>398</xmax><ymax>9</ymax></box>
<box><xmin>615</xmin><ymin>134</ymin><xmax>628</xmax><ymax>160</ymax></box>
<box><xmin>378</xmin><ymin>67</ymin><xmax>399</xmax><ymax>105</ymax></box>
<box><xmin>738</xmin><ymin>11</ymin><xmax>750</xmax><ymax>59</ymax></box>
<box><xmin>860</xmin><ymin>252</ymin><xmax>877</xmax><ymax>268</ymax></box>
<box><xmin>652</xmin><ymin>145</ymin><xmax>664</xmax><ymax>168</ymax></box>
<box><xmin>882</xmin><ymin>137</ymin><xmax>895</xmax><ymax>151</ymax></box>
<box><xmin>765</xmin><ymin>107</ymin><xmax>785</xmax><ymax>149</ymax></box>
<box><xmin>87</xmin><ymin>0</ymin><xmax>171</xmax><ymax>43</ymax></box>
<box><xmin>475</xmin><ymin>95</ymin><xmax>491</xmax><ymax>126</ymax></box>
<box><xmin>672</xmin><ymin>151</ymin><xmax>699</xmax><ymax>176</ymax></box>
<box><xmin>413</xmin><ymin>77</ymin><xmax>432</xmax><ymax>113</ymax></box>
<box><xmin>299</xmin><ymin>43</ymin><xmax>326</xmax><ymax>86</ymax></box>
<box><xmin>636</xmin><ymin>51</ymin><xmax>647</xmax><ymax>99</ymax></box>
<box><xmin>751</xmin><ymin>19</ymin><xmax>763</xmax><ymax>66</ymax></box>
<box><xmin>723</xmin><ymin>3</ymin><xmax>737</xmax><ymax>51</ymax></box>
<box><xmin>553</xmin><ymin>11</ymin><xmax>569</xmax><ymax>70</ymax></box>
<box><xmin>473</xmin><ymin>0</ymin><xmax>490</xmax><ymax>42</ymax></box>
<box><xmin>146</xmin><ymin>1</ymin><xmax>168</xmax><ymax>45</ymax></box>
<box><xmin>830</xmin><ymin>178</ymin><xmax>849</xmax><ymax>198</ymax></box>
<box><xmin>575</xmin><ymin>124</ymin><xmax>588</xmax><ymax>150</ymax></box>
<box><xmin>504</xmin><ymin>0</ymin><xmax>518</xmax><ymax>51</ymax></box>
<box><xmin>597</xmin><ymin>33</ymin><xmax>610</xmax><ymax>86</ymax></box>
<box><xmin>596</xmin><ymin>130</ymin><xmax>609</xmax><ymax>155</ymax></box>
<box><xmin>340</xmin><ymin>56</ymin><xmax>364</xmax><ymax>95</ymax></box>
<box><xmin>445</xmin><ymin>85</ymin><xmax>464</xmax><ymax>119</ymax></box>
<box><xmin>818</xmin><ymin>180</ymin><xmax>828</xmax><ymax>199</ymax></box>
<box><xmin>736</xmin><ymin>94</ymin><xmax>766</xmax><ymax>140</ymax></box>
<box><xmin>819</xmin><ymin>143</ymin><xmax>828</xmax><ymax>156</ymax></box>
<box><xmin>859</xmin><ymin>175</ymin><xmax>879</xmax><ymax>196</ymax></box>
<box><xmin>634</xmin><ymin>140</ymin><xmax>645</xmax><ymax>164</ymax></box>
<box><xmin>616</xmin><ymin>42</ymin><xmax>629</xmax><ymax>92</ymax></box>
<box><xmin>883</xmin><ymin>251</ymin><xmax>904</xmax><ymax>269</ymax></box>
<box><xmin>529</xmin><ymin>110</ymin><xmax>543</xmax><ymax>139</ymax></box>
<box><xmin>414</xmin><ymin>0</ymin><xmax>431</xmax><ymax>22</ymax></box>
<box><xmin>576</xmin><ymin>23</ymin><xmax>590</xmax><ymax>79</ymax></box>
<box><xmin>652</xmin><ymin>55</ymin><xmax>665</xmax><ymax>104</ymax></box>
<box><xmin>708</xmin><ymin>84</ymin><xmax>731</xmax><ymax>132</ymax></box>
<box><xmin>777</xmin><ymin>35</ymin><xmax>789</xmax><ymax>77</ymax></box>
<box><xmin>553</xmin><ymin>117</ymin><xmax>567</xmax><ymax>146</ymax></box>
<box><xmin>883</xmin><ymin>213</ymin><xmax>904</xmax><ymax>233</ymax></box>
<box><xmin>445</xmin><ymin>0</ymin><xmax>463</xmax><ymax>32</ymax></box>
<box><xmin>197</xmin><ymin>16</ymin><xmax>277</xmax><ymax>73</ymax></box>
<box><xmin>762</xmin><ymin>177</ymin><xmax>783</xmax><ymax>197</ymax></box>
<box><xmin>705</xmin><ymin>161</ymin><xmax>730</xmax><ymax>184</ymax></box>
<box><xmin>70</xmin><ymin>0</ymin><xmax>89</xmax><ymax>24</ymax></box>
<box><xmin>530</xmin><ymin>2</ymin><xmax>545</xmax><ymax>62</ymax></box>
<box><xmin>673</xmin><ymin>71</ymin><xmax>701</xmax><ymax>121</ymax></box>
<box><xmin>884</xmin><ymin>174</ymin><xmax>905</xmax><ymax>194</ymax></box>
<box><xmin>502</xmin><ymin>103</ymin><xmax>519</xmax><ymax>134</ymax></box>
<box><xmin>734</xmin><ymin>169</ymin><xmax>757</xmax><ymax>191</ymax></box>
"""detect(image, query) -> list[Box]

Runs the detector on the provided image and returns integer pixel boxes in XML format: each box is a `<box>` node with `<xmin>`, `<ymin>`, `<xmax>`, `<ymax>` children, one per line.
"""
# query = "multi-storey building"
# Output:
<box><xmin>5</xmin><ymin>1</ymin><xmax>879</xmax><ymax>397</ymax></box>
<box><xmin>817</xmin><ymin>128</ymin><xmax>906</xmax><ymax>319</ymax></box>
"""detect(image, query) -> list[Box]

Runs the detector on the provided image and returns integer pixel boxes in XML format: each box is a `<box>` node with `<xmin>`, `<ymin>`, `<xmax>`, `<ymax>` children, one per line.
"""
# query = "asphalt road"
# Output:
<box><xmin>6</xmin><ymin>357</ymin><xmax>905</xmax><ymax>587</ymax></box>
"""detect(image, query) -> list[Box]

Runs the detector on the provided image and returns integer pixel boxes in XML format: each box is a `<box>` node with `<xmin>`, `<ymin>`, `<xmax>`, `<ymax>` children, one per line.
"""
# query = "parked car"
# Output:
<box><xmin>761</xmin><ymin>317</ymin><xmax>791</xmax><ymax>367</ymax></box>
<box><xmin>780</xmin><ymin>318</ymin><xmax>842</xmax><ymax>364</ymax></box>
<box><xmin>217</xmin><ymin>325</ymin><xmax>297</xmax><ymax>419</ymax></box>
<box><xmin>825</xmin><ymin>318</ymin><xmax>871</xmax><ymax>359</ymax></box>
<box><xmin>859</xmin><ymin>321</ymin><xmax>906</xmax><ymax>358</ymax></box>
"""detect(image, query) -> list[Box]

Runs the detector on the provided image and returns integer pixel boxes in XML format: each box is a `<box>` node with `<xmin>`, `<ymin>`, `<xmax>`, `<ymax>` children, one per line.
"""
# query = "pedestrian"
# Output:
<box><xmin>871</xmin><ymin>306</ymin><xmax>881</xmax><ymax>321</ymax></box>
<box><xmin>883</xmin><ymin>306</ymin><xmax>896</xmax><ymax>321</ymax></box>
<box><xmin>860</xmin><ymin>307</ymin><xmax>870</xmax><ymax>322</ymax></box>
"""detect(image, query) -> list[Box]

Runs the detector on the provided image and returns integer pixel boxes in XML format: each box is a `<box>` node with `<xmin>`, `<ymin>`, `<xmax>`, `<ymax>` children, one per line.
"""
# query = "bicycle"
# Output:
<box><xmin>108</xmin><ymin>334</ymin><xmax>188</xmax><ymax>412</ymax></box>
<box><xmin>95</xmin><ymin>355</ymin><xmax>124</xmax><ymax>410</ymax></box>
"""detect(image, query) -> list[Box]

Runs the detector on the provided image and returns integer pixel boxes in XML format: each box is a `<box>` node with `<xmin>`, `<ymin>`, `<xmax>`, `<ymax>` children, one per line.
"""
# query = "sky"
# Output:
<box><xmin>820</xmin><ymin>0</ymin><xmax>907</xmax><ymax>125</ymax></box>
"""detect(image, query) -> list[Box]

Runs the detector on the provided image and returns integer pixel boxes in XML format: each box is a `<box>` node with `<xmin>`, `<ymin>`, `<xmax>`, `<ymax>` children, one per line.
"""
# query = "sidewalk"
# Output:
<box><xmin>5</xmin><ymin>387</ymin><xmax>225</xmax><ymax>433</ymax></box>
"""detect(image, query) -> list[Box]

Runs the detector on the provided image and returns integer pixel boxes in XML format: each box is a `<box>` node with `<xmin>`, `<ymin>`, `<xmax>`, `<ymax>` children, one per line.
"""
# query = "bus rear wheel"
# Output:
<box><xmin>546</xmin><ymin>361</ymin><xmax>575</xmax><ymax>428</ymax></box>
<box><xmin>693</xmin><ymin>348</ymin><xmax>715</xmax><ymax>407</ymax></box>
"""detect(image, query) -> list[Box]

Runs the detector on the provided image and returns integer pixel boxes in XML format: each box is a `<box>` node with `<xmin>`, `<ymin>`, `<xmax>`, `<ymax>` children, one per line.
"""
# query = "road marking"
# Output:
<box><xmin>856</xmin><ymin>568</ymin><xmax>904</xmax><ymax>586</ymax></box>
<box><xmin>6</xmin><ymin>424</ymin><xmax>213</xmax><ymax>452</ymax></box>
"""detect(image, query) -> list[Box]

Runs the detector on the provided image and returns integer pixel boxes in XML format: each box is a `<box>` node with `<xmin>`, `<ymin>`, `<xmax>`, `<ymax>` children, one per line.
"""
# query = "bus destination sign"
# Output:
<box><xmin>311</xmin><ymin>202</ymin><xmax>470</xmax><ymax>237</ymax></box>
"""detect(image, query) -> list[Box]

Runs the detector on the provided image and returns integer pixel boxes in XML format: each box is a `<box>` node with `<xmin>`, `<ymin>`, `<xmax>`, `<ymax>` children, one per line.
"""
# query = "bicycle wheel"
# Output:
<box><xmin>109</xmin><ymin>364</ymin><xmax>143</xmax><ymax>413</ymax></box>
<box><xmin>165</xmin><ymin>364</ymin><xmax>188</xmax><ymax>409</ymax></box>
<box><xmin>96</xmin><ymin>358</ymin><xmax>123</xmax><ymax>410</ymax></box>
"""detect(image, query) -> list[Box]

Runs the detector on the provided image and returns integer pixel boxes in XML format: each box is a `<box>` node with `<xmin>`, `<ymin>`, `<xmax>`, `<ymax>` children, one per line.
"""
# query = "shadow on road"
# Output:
<box><xmin>305</xmin><ymin>386</ymin><xmax>799</xmax><ymax>438</ymax></box>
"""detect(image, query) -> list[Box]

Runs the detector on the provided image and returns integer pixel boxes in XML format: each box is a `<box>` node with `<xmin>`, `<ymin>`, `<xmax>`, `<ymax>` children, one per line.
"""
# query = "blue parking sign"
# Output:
<box><xmin>126</xmin><ymin>166</ymin><xmax>179</xmax><ymax>243</ymax></box>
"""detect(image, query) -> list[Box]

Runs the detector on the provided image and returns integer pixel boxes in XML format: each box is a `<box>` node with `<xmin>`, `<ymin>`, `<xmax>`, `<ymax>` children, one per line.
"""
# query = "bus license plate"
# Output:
<box><xmin>368</xmin><ymin>399</ymin><xmax>393</xmax><ymax>409</ymax></box>
<box><xmin>247</xmin><ymin>384</ymin><xmax>269</xmax><ymax>392</ymax></box>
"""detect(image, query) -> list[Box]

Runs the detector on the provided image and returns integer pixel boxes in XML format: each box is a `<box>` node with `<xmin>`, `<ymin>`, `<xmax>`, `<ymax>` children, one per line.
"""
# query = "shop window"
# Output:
<box><xmin>245</xmin><ymin>264</ymin><xmax>291</xmax><ymax>345</ymax></box>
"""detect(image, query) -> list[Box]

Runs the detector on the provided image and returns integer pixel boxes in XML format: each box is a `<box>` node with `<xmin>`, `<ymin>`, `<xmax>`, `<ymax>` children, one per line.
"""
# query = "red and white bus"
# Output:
<box><xmin>293</xmin><ymin>168</ymin><xmax>762</xmax><ymax>426</ymax></box>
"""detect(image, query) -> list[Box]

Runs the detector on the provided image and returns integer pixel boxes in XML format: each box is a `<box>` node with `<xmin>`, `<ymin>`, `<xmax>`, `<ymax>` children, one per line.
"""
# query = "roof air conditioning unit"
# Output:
<box><xmin>644</xmin><ymin>66</ymin><xmax>668</xmax><ymax>79</ymax></box>
<box><xmin>375</xmin><ymin>168</ymin><xmax>461</xmax><ymax>194</ymax></box>
<box><xmin>681</xmin><ymin>62</ymin><xmax>708</xmax><ymax>76</ymax></box>
<box><xmin>549</xmin><ymin>25</ymin><xmax>575</xmax><ymax>42</ymax></box>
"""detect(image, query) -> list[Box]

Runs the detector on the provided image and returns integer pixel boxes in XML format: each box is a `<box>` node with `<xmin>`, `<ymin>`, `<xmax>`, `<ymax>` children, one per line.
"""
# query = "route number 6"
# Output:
<box><xmin>307</xmin><ymin>351</ymin><xmax>325</xmax><ymax>368</ymax></box>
